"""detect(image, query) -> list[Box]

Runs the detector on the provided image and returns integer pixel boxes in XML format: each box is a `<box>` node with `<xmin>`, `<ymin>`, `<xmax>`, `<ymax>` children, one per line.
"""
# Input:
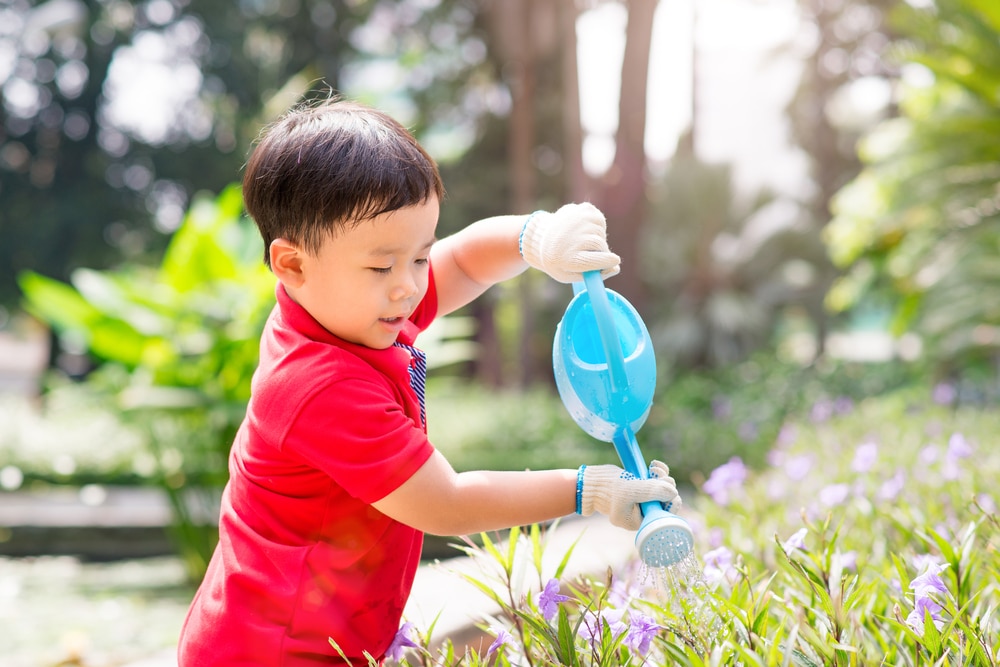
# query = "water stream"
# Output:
<box><xmin>639</xmin><ymin>551</ymin><xmax>728</xmax><ymax>650</ymax></box>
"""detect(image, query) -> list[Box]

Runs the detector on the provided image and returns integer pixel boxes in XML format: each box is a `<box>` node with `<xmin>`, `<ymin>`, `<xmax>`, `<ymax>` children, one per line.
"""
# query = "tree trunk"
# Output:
<box><xmin>559</xmin><ymin>0</ymin><xmax>588</xmax><ymax>202</ymax></box>
<box><xmin>483</xmin><ymin>0</ymin><xmax>541</xmax><ymax>387</ymax></box>
<box><xmin>676</xmin><ymin>1</ymin><xmax>698</xmax><ymax>159</ymax></box>
<box><xmin>596</xmin><ymin>0</ymin><xmax>658</xmax><ymax>313</ymax></box>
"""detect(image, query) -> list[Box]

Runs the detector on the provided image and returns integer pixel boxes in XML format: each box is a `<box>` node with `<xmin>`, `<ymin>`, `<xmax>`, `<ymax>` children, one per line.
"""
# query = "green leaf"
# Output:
<box><xmin>477</xmin><ymin>532</ymin><xmax>507</xmax><ymax>572</ymax></box>
<box><xmin>18</xmin><ymin>270</ymin><xmax>103</xmax><ymax>333</ymax></box>
<box><xmin>87</xmin><ymin>318</ymin><xmax>157</xmax><ymax>367</ymax></box>
<box><xmin>556</xmin><ymin>605</ymin><xmax>578</xmax><ymax>666</ymax></box>
<box><xmin>751</xmin><ymin>603</ymin><xmax>770</xmax><ymax>638</ymax></box>
<box><xmin>918</xmin><ymin>525</ymin><xmax>959</xmax><ymax>567</ymax></box>
<box><xmin>458</xmin><ymin>573</ymin><xmax>506</xmax><ymax>608</ymax></box>
<box><xmin>966</xmin><ymin>0</ymin><xmax>1000</xmax><ymax>31</ymax></box>
<box><xmin>505</xmin><ymin>524</ymin><xmax>521</xmax><ymax>577</ymax></box>
<box><xmin>788</xmin><ymin>647</ymin><xmax>824</xmax><ymax>667</ymax></box>
<box><xmin>161</xmin><ymin>185</ymin><xmax>249</xmax><ymax>292</ymax></box>
<box><xmin>921</xmin><ymin>606</ymin><xmax>943</xmax><ymax>655</ymax></box>
<box><xmin>553</xmin><ymin>529</ymin><xmax>582</xmax><ymax>581</ymax></box>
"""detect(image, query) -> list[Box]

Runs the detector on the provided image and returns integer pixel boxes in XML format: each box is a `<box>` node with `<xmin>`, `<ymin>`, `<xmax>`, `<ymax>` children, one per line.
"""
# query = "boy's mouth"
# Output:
<box><xmin>379</xmin><ymin>315</ymin><xmax>408</xmax><ymax>331</ymax></box>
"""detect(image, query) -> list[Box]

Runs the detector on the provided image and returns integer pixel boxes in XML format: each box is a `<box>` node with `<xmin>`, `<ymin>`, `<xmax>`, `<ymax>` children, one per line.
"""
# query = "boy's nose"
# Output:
<box><xmin>390</xmin><ymin>272</ymin><xmax>419</xmax><ymax>301</ymax></box>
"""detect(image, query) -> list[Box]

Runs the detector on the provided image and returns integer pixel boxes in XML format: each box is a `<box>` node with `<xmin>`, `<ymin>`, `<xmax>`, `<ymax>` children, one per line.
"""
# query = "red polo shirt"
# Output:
<box><xmin>179</xmin><ymin>276</ymin><xmax>437</xmax><ymax>665</ymax></box>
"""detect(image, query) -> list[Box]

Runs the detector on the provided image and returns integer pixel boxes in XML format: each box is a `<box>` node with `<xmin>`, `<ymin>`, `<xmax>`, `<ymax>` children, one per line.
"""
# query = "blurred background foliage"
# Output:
<box><xmin>1</xmin><ymin>0</ymin><xmax>999</xmax><ymax>582</ymax></box>
<box><xmin>825</xmin><ymin>0</ymin><xmax>1000</xmax><ymax>376</ymax></box>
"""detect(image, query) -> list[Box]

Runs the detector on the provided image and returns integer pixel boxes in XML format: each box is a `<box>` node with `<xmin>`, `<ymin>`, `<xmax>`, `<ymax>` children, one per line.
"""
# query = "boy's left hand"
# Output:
<box><xmin>520</xmin><ymin>203</ymin><xmax>621</xmax><ymax>283</ymax></box>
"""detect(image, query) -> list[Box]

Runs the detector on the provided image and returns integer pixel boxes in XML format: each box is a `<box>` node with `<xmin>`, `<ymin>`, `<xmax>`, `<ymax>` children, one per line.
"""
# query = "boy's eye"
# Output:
<box><xmin>415</xmin><ymin>257</ymin><xmax>429</xmax><ymax>265</ymax></box>
<box><xmin>370</xmin><ymin>266</ymin><xmax>392</xmax><ymax>274</ymax></box>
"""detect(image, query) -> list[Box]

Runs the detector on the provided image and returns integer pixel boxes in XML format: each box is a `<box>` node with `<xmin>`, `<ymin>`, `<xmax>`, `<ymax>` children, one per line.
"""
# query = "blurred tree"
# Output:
<box><xmin>435</xmin><ymin>0</ymin><xmax>605</xmax><ymax>387</ymax></box>
<box><xmin>674</xmin><ymin>0</ymin><xmax>902</xmax><ymax>360</ymax></box>
<box><xmin>788</xmin><ymin>0</ymin><xmax>900</xmax><ymax>223</ymax></box>
<box><xmin>825</xmin><ymin>0</ymin><xmax>1000</xmax><ymax>375</ymax></box>
<box><xmin>4</xmin><ymin>0</ymin><xmax>669</xmax><ymax>386</ymax></box>
<box><xmin>0</xmin><ymin>0</ymin><xmax>491</xmax><ymax>310</ymax></box>
<box><xmin>642</xmin><ymin>155</ymin><xmax>833</xmax><ymax>370</ymax></box>
<box><xmin>594</xmin><ymin>0</ymin><xmax>658</xmax><ymax>311</ymax></box>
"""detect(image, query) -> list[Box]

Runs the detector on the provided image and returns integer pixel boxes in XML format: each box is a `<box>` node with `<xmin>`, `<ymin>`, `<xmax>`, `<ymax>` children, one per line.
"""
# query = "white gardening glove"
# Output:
<box><xmin>519</xmin><ymin>202</ymin><xmax>621</xmax><ymax>283</ymax></box>
<box><xmin>577</xmin><ymin>460</ymin><xmax>681</xmax><ymax>530</ymax></box>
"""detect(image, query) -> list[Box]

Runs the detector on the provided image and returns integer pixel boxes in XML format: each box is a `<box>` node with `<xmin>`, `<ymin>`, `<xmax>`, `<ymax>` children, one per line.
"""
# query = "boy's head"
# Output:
<box><xmin>243</xmin><ymin>99</ymin><xmax>444</xmax><ymax>267</ymax></box>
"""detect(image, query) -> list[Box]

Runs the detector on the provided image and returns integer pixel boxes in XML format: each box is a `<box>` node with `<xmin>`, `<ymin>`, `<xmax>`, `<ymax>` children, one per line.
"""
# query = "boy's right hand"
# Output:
<box><xmin>519</xmin><ymin>203</ymin><xmax>621</xmax><ymax>283</ymax></box>
<box><xmin>577</xmin><ymin>460</ymin><xmax>681</xmax><ymax>530</ymax></box>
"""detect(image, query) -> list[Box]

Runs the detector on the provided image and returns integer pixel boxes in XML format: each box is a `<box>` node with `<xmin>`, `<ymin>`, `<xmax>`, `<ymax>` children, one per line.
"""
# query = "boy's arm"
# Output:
<box><xmin>429</xmin><ymin>214</ymin><xmax>527</xmax><ymax>317</ymax></box>
<box><xmin>371</xmin><ymin>450</ymin><xmax>680</xmax><ymax>535</ymax></box>
<box><xmin>430</xmin><ymin>203</ymin><xmax>621</xmax><ymax>316</ymax></box>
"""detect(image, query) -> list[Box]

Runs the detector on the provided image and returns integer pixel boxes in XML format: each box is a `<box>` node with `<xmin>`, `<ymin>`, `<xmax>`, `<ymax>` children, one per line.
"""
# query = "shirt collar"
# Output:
<box><xmin>273</xmin><ymin>282</ymin><xmax>418</xmax><ymax>370</ymax></box>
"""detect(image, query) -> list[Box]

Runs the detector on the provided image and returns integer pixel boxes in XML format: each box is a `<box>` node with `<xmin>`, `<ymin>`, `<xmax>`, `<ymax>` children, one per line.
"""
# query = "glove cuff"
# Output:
<box><xmin>518</xmin><ymin>210</ymin><xmax>551</xmax><ymax>269</ymax></box>
<box><xmin>579</xmin><ymin>464</ymin><xmax>628</xmax><ymax>518</ymax></box>
<box><xmin>575</xmin><ymin>465</ymin><xmax>586</xmax><ymax>515</ymax></box>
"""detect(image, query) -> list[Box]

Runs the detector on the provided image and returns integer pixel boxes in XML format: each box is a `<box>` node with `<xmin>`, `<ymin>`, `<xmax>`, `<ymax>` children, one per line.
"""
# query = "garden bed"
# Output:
<box><xmin>390</xmin><ymin>389</ymin><xmax>1000</xmax><ymax>665</ymax></box>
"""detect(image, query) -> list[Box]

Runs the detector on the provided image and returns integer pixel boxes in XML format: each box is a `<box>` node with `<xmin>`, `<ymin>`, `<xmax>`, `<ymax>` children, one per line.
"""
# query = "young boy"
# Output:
<box><xmin>178</xmin><ymin>99</ymin><xmax>681</xmax><ymax>665</ymax></box>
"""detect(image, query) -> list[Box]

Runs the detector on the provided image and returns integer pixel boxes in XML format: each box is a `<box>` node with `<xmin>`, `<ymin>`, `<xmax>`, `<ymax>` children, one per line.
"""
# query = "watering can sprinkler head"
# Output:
<box><xmin>554</xmin><ymin>271</ymin><xmax>695</xmax><ymax>568</ymax></box>
<box><xmin>635</xmin><ymin>506</ymin><xmax>695</xmax><ymax>568</ymax></box>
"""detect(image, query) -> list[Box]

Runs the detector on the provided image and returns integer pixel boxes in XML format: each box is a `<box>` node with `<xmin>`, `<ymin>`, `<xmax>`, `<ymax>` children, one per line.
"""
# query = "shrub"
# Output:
<box><xmin>386</xmin><ymin>391</ymin><xmax>999</xmax><ymax>665</ymax></box>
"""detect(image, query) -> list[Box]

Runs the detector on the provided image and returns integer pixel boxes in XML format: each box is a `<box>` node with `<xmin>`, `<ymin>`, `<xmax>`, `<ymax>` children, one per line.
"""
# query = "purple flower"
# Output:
<box><xmin>819</xmin><ymin>483</ymin><xmax>850</xmax><ymax>507</ymax></box>
<box><xmin>579</xmin><ymin>608</ymin><xmax>626</xmax><ymax>649</ymax></box>
<box><xmin>385</xmin><ymin>622</ymin><xmax>419</xmax><ymax>661</ymax></box>
<box><xmin>625</xmin><ymin>611</ymin><xmax>662</xmax><ymax>655</ymax></box>
<box><xmin>703</xmin><ymin>546</ymin><xmax>737</xmax><ymax>585</ymax></box>
<box><xmin>767</xmin><ymin>448</ymin><xmax>785</xmax><ymax>467</ymax></box>
<box><xmin>976</xmin><ymin>493</ymin><xmax>997</xmax><ymax>514</ymax></box>
<box><xmin>782</xmin><ymin>528</ymin><xmax>808</xmax><ymax>552</ymax></box>
<box><xmin>932</xmin><ymin>382</ymin><xmax>956</xmax><ymax>405</ymax></box>
<box><xmin>703</xmin><ymin>457</ymin><xmax>748</xmax><ymax>506</ymax></box>
<box><xmin>776</xmin><ymin>423</ymin><xmax>797</xmax><ymax>448</ymax></box>
<box><xmin>906</xmin><ymin>595</ymin><xmax>944</xmax><ymax>634</ymax></box>
<box><xmin>834</xmin><ymin>396</ymin><xmax>854</xmax><ymax>415</ymax></box>
<box><xmin>608</xmin><ymin>574</ymin><xmax>641</xmax><ymax>608</ymax></box>
<box><xmin>906</xmin><ymin>562</ymin><xmax>949</xmax><ymax>634</ymax></box>
<box><xmin>878</xmin><ymin>469</ymin><xmax>905</xmax><ymax>501</ymax></box>
<box><xmin>911</xmin><ymin>554</ymin><xmax>943</xmax><ymax>574</ymax></box>
<box><xmin>919</xmin><ymin>445</ymin><xmax>939</xmax><ymax>465</ymax></box>
<box><xmin>832</xmin><ymin>550</ymin><xmax>857</xmax><ymax>573</ymax></box>
<box><xmin>911</xmin><ymin>563</ymin><xmax>948</xmax><ymax>598</ymax></box>
<box><xmin>766</xmin><ymin>478</ymin><xmax>789</xmax><ymax>500</ymax></box>
<box><xmin>539</xmin><ymin>578</ymin><xmax>571</xmax><ymax>622</ymax></box>
<box><xmin>810</xmin><ymin>398</ymin><xmax>834</xmax><ymax>423</ymax></box>
<box><xmin>708</xmin><ymin>527</ymin><xmax>725</xmax><ymax>549</ymax></box>
<box><xmin>485</xmin><ymin>627</ymin><xmax>512</xmax><ymax>659</ymax></box>
<box><xmin>784</xmin><ymin>455</ymin><xmax>813</xmax><ymax>481</ymax></box>
<box><xmin>851</xmin><ymin>441</ymin><xmax>878</xmax><ymax>473</ymax></box>
<box><xmin>712</xmin><ymin>396</ymin><xmax>732</xmax><ymax>420</ymax></box>
<box><xmin>947</xmin><ymin>432</ymin><xmax>973</xmax><ymax>459</ymax></box>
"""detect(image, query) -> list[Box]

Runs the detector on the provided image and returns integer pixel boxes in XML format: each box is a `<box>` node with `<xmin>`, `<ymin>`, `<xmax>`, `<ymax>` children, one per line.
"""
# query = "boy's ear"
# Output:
<box><xmin>269</xmin><ymin>239</ymin><xmax>305</xmax><ymax>287</ymax></box>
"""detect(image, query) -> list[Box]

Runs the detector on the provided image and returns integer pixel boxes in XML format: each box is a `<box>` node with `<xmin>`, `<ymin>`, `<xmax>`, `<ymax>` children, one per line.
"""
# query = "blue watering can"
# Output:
<box><xmin>553</xmin><ymin>271</ymin><xmax>693</xmax><ymax>567</ymax></box>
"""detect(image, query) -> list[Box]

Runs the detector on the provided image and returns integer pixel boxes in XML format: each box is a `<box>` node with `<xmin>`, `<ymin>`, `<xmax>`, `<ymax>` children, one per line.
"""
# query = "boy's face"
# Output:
<box><xmin>279</xmin><ymin>197</ymin><xmax>439</xmax><ymax>349</ymax></box>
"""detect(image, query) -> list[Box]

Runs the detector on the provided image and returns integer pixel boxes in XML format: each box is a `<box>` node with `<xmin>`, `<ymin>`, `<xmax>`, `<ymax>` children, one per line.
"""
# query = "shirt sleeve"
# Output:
<box><xmin>409</xmin><ymin>263</ymin><xmax>439</xmax><ymax>332</ymax></box>
<box><xmin>281</xmin><ymin>375</ymin><xmax>434</xmax><ymax>504</ymax></box>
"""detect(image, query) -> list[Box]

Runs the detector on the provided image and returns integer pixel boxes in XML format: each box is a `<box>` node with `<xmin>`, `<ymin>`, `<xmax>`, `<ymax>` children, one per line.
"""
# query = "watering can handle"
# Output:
<box><xmin>579</xmin><ymin>271</ymin><xmax>629</xmax><ymax>396</ymax></box>
<box><xmin>577</xmin><ymin>272</ymin><xmax>653</xmax><ymax>483</ymax></box>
